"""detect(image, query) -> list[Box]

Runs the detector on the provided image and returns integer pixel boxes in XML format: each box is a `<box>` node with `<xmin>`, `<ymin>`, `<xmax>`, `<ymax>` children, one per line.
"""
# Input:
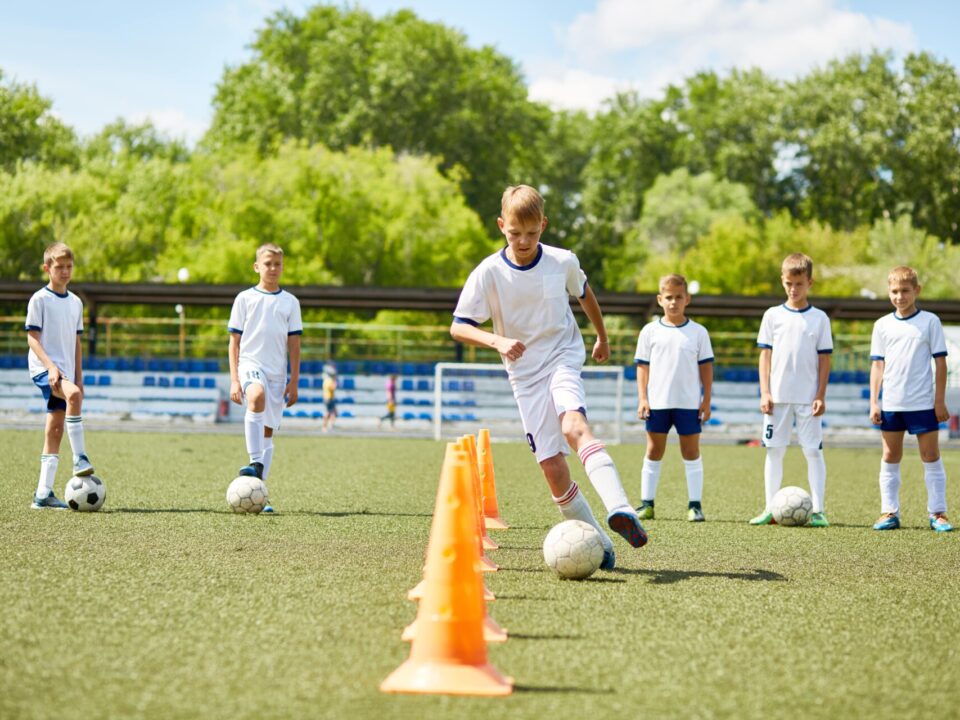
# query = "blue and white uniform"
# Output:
<box><xmin>25</xmin><ymin>287</ymin><xmax>84</xmax><ymax>411</ymax></box>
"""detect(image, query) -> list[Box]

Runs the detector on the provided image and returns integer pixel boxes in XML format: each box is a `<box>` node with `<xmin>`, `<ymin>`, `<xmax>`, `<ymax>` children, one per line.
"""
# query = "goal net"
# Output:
<box><xmin>432</xmin><ymin>362</ymin><xmax>626</xmax><ymax>444</ymax></box>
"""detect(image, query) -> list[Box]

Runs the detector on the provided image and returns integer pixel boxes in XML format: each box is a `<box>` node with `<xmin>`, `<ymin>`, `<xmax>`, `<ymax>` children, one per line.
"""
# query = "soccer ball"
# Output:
<box><xmin>226</xmin><ymin>476</ymin><xmax>269</xmax><ymax>513</ymax></box>
<box><xmin>542</xmin><ymin>519</ymin><xmax>605</xmax><ymax>580</ymax></box>
<box><xmin>65</xmin><ymin>475</ymin><xmax>106</xmax><ymax>512</ymax></box>
<box><xmin>771</xmin><ymin>486</ymin><xmax>813</xmax><ymax>526</ymax></box>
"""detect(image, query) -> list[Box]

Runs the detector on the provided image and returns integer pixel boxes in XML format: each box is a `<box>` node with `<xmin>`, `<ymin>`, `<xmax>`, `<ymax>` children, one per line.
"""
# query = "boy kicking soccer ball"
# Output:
<box><xmin>869</xmin><ymin>266</ymin><xmax>952</xmax><ymax>532</ymax></box>
<box><xmin>634</xmin><ymin>274</ymin><xmax>714</xmax><ymax>522</ymax></box>
<box><xmin>451</xmin><ymin>185</ymin><xmax>647</xmax><ymax>570</ymax></box>
<box><xmin>228</xmin><ymin>243</ymin><xmax>302</xmax><ymax>512</ymax></box>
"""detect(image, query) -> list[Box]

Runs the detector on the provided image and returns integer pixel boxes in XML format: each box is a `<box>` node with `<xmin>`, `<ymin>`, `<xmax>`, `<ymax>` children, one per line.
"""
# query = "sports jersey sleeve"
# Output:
<box><xmin>288</xmin><ymin>297</ymin><xmax>303</xmax><ymax>336</ymax></box>
<box><xmin>452</xmin><ymin>267</ymin><xmax>490</xmax><ymax>327</ymax></box>
<box><xmin>698</xmin><ymin>327</ymin><xmax>714</xmax><ymax>364</ymax></box>
<box><xmin>757</xmin><ymin>309</ymin><xmax>773</xmax><ymax>349</ymax></box>
<box><xmin>634</xmin><ymin>325</ymin><xmax>652</xmax><ymax>364</ymax></box>
<box><xmin>869</xmin><ymin>320</ymin><xmax>885</xmax><ymax>361</ymax></box>
<box><xmin>25</xmin><ymin>293</ymin><xmax>42</xmax><ymax>331</ymax></box>
<box><xmin>228</xmin><ymin>295</ymin><xmax>245</xmax><ymax>335</ymax></box>
<box><xmin>564</xmin><ymin>253</ymin><xmax>588</xmax><ymax>298</ymax></box>
<box><xmin>929</xmin><ymin>315</ymin><xmax>948</xmax><ymax>358</ymax></box>
<box><xmin>817</xmin><ymin>315</ymin><xmax>833</xmax><ymax>354</ymax></box>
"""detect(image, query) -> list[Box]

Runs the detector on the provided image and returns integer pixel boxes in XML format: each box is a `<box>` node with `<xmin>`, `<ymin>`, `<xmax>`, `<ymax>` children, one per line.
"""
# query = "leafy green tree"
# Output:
<box><xmin>0</xmin><ymin>68</ymin><xmax>78</xmax><ymax>170</ymax></box>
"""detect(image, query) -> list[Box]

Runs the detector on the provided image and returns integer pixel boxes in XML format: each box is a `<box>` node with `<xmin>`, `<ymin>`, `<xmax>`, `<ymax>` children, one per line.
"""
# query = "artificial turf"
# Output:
<box><xmin>2</xmin><ymin>429</ymin><xmax>958</xmax><ymax>719</ymax></box>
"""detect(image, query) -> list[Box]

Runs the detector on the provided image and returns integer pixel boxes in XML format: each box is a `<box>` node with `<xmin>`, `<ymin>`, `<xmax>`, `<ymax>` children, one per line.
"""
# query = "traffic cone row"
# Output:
<box><xmin>381</xmin><ymin>431</ymin><xmax>512</xmax><ymax>696</ymax></box>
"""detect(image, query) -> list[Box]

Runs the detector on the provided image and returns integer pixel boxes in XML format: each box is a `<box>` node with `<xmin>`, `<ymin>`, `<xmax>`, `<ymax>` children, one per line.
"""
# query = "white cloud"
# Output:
<box><xmin>128</xmin><ymin>109</ymin><xmax>209</xmax><ymax>143</ymax></box>
<box><xmin>530</xmin><ymin>0</ymin><xmax>916</xmax><ymax>111</ymax></box>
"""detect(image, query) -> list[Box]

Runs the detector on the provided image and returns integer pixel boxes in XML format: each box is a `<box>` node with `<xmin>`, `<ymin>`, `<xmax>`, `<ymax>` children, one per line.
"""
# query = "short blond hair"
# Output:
<box><xmin>256</xmin><ymin>242</ymin><xmax>283</xmax><ymax>259</ymax></box>
<box><xmin>501</xmin><ymin>185</ymin><xmax>544</xmax><ymax>224</ymax></box>
<box><xmin>659</xmin><ymin>273</ymin><xmax>688</xmax><ymax>292</ymax></box>
<box><xmin>781</xmin><ymin>253</ymin><xmax>813</xmax><ymax>279</ymax></box>
<box><xmin>888</xmin><ymin>266</ymin><xmax>919</xmax><ymax>287</ymax></box>
<box><xmin>43</xmin><ymin>242</ymin><xmax>74</xmax><ymax>267</ymax></box>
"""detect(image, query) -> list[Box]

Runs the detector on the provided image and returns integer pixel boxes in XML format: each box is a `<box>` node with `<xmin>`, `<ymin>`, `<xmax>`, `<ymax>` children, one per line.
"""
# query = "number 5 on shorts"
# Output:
<box><xmin>765</xmin><ymin>424</ymin><xmax>773</xmax><ymax>440</ymax></box>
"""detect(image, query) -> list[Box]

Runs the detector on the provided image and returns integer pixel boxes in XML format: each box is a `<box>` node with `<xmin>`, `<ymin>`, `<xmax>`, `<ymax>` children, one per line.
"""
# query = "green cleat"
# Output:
<box><xmin>688</xmin><ymin>506</ymin><xmax>705</xmax><ymax>522</ymax></box>
<box><xmin>810</xmin><ymin>512</ymin><xmax>829</xmax><ymax>527</ymax></box>
<box><xmin>636</xmin><ymin>503</ymin><xmax>655</xmax><ymax>520</ymax></box>
<box><xmin>749</xmin><ymin>511</ymin><xmax>776</xmax><ymax>525</ymax></box>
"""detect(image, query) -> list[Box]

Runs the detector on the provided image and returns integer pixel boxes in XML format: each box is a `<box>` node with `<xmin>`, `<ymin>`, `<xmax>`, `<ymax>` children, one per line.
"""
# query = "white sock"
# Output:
<box><xmin>553</xmin><ymin>482</ymin><xmax>613</xmax><ymax>551</ymax></box>
<box><xmin>923</xmin><ymin>458</ymin><xmax>947</xmax><ymax>514</ymax></box>
<box><xmin>577</xmin><ymin>441</ymin><xmax>631</xmax><ymax>514</ymax></box>
<box><xmin>879</xmin><ymin>461</ymin><xmax>901</xmax><ymax>515</ymax></box>
<box><xmin>683</xmin><ymin>457</ymin><xmax>704</xmax><ymax>503</ymax></box>
<box><xmin>802</xmin><ymin>447</ymin><xmax>827</xmax><ymax>513</ymax></box>
<box><xmin>641</xmin><ymin>458</ymin><xmax>662</xmax><ymax>502</ymax></box>
<box><xmin>764</xmin><ymin>446</ymin><xmax>786</xmax><ymax>509</ymax></box>
<box><xmin>261</xmin><ymin>437</ymin><xmax>275</xmax><ymax>481</ymax></box>
<box><xmin>244</xmin><ymin>410</ymin><xmax>265</xmax><ymax>463</ymax></box>
<box><xmin>36</xmin><ymin>454</ymin><xmax>59</xmax><ymax>497</ymax></box>
<box><xmin>64</xmin><ymin>415</ymin><xmax>86</xmax><ymax>459</ymax></box>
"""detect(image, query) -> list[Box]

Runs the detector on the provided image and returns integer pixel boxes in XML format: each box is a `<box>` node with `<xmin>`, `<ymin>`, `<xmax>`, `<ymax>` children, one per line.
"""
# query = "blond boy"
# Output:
<box><xmin>25</xmin><ymin>242</ymin><xmax>94</xmax><ymax>509</ymax></box>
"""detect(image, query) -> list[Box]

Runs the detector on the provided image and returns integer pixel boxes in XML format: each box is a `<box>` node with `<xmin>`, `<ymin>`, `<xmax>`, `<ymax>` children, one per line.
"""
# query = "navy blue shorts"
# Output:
<box><xmin>646</xmin><ymin>408</ymin><xmax>701</xmax><ymax>436</ymax></box>
<box><xmin>880</xmin><ymin>409</ymin><xmax>940</xmax><ymax>435</ymax></box>
<box><xmin>32</xmin><ymin>371</ymin><xmax>67</xmax><ymax>413</ymax></box>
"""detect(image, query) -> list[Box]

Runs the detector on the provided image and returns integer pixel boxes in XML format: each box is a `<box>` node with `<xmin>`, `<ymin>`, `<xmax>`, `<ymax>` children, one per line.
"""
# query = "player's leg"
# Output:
<box><xmin>915</xmin><ymin>418</ymin><xmax>952</xmax><ymax>532</ymax></box>
<box><xmin>638</xmin><ymin>429</ymin><xmax>667</xmax><ymax>518</ymax></box>
<box><xmin>32</xmin><ymin>407</ymin><xmax>68</xmax><ymax>509</ymax></box>
<box><xmin>53</xmin><ymin>378</ymin><xmax>93</xmax><ymax>476</ymax></box>
<box><xmin>239</xmin><ymin>366</ymin><xmax>267</xmax><ymax>478</ymax></box>
<box><xmin>259</xmin><ymin>379</ymin><xmax>286</xmax><ymax>513</ymax></box>
<box><xmin>874</xmin><ymin>421</ymin><xmax>905</xmax><ymax>530</ymax></box>
<box><xmin>678</xmin><ymin>417</ymin><xmax>704</xmax><ymax>521</ymax></box>
<box><xmin>796</xmin><ymin>405</ymin><xmax>828</xmax><ymax>526</ymax></box>
<box><xmin>752</xmin><ymin>405</ymin><xmax>789</xmax><ymax>524</ymax></box>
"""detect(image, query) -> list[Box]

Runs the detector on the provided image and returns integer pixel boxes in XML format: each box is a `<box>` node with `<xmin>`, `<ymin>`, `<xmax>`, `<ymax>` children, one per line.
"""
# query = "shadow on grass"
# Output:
<box><xmin>509</xmin><ymin>633</ymin><xmax>583</xmax><ymax>640</ymax></box>
<box><xmin>108</xmin><ymin>508</ymin><xmax>432</xmax><ymax>518</ymax></box>
<box><xmin>108</xmin><ymin>507</ymin><xmax>234</xmax><ymax>515</ymax></box>
<box><xmin>493</xmin><ymin>594</ymin><xmax>553</xmax><ymax>601</ymax></box>
<box><xmin>516</xmin><ymin>684</ymin><xmax>611</xmax><ymax>695</ymax></box>
<box><xmin>615</xmin><ymin>567</ymin><xmax>787</xmax><ymax>585</ymax></box>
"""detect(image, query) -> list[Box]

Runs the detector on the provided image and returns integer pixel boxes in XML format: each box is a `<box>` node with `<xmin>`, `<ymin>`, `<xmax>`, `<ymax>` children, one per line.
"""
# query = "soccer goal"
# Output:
<box><xmin>432</xmin><ymin>362</ymin><xmax>626</xmax><ymax>444</ymax></box>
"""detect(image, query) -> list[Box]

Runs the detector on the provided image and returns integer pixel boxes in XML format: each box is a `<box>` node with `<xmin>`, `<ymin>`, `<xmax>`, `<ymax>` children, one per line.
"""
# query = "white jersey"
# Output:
<box><xmin>453</xmin><ymin>244</ymin><xmax>587</xmax><ymax>385</ymax></box>
<box><xmin>634</xmin><ymin>318</ymin><xmax>714</xmax><ymax>410</ymax></box>
<box><xmin>228</xmin><ymin>287</ymin><xmax>303</xmax><ymax>382</ymax></box>
<box><xmin>870</xmin><ymin>309</ymin><xmax>947</xmax><ymax>412</ymax></box>
<box><xmin>757</xmin><ymin>304</ymin><xmax>833</xmax><ymax>404</ymax></box>
<box><xmin>25</xmin><ymin>287</ymin><xmax>84</xmax><ymax>381</ymax></box>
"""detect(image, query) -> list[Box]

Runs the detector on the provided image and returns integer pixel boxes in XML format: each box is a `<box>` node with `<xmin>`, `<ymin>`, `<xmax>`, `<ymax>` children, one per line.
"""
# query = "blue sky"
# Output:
<box><xmin>2</xmin><ymin>1</ymin><xmax>957</xmax><ymax>142</ymax></box>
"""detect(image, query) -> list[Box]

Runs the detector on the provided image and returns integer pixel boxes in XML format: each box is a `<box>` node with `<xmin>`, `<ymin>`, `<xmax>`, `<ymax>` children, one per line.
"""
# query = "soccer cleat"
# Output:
<box><xmin>607</xmin><ymin>510</ymin><xmax>648</xmax><ymax>548</ymax></box>
<box><xmin>810</xmin><ymin>512</ymin><xmax>830</xmax><ymax>528</ymax></box>
<box><xmin>929</xmin><ymin>514</ymin><xmax>953</xmax><ymax>532</ymax></box>
<box><xmin>636</xmin><ymin>503</ymin><xmax>655</xmax><ymax>520</ymax></box>
<box><xmin>238</xmin><ymin>462</ymin><xmax>264</xmax><ymax>479</ymax></box>
<box><xmin>600</xmin><ymin>548</ymin><xmax>615</xmax><ymax>570</ymax></box>
<box><xmin>749</xmin><ymin>511</ymin><xmax>776</xmax><ymax>525</ymax></box>
<box><xmin>688</xmin><ymin>506</ymin><xmax>705</xmax><ymax>522</ymax></box>
<box><xmin>262</xmin><ymin>504</ymin><xmax>275</xmax><ymax>514</ymax></box>
<box><xmin>73</xmin><ymin>454</ymin><xmax>94</xmax><ymax>477</ymax></box>
<box><xmin>31</xmin><ymin>491</ymin><xmax>69</xmax><ymax>510</ymax></box>
<box><xmin>873</xmin><ymin>513</ymin><xmax>900</xmax><ymax>531</ymax></box>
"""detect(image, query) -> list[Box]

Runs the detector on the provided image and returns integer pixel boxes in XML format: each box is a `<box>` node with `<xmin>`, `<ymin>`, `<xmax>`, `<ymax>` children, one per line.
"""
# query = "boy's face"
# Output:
<box><xmin>44</xmin><ymin>257</ymin><xmax>73</xmax><ymax>287</ymax></box>
<box><xmin>781</xmin><ymin>272</ymin><xmax>812</xmax><ymax>305</ymax></box>
<box><xmin>254</xmin><ymin>252</ymin><xmax>283</xmax><ymax>286</ymax></box>
<box><xmin>657</xmin><ymin>284</ymin><xmax>690</xmax><ymax>319</ymax></box>
<box><xmin>888</xmin><ymin>280</ymin><xmax>920</xmax><ymax>315</ymax></box>
<box><xmin>498</xmin><ymin>213</ymin><xmax>547</xmax><ymax>265</ymax></box>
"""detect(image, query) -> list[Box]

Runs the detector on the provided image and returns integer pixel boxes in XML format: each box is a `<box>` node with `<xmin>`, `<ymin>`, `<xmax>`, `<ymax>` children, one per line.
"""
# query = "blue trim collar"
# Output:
<box><xmin>499</xmin><ymin>245</ymin><xmax>543</xmax><ymax>271</ymax></box>
<box><xmin>782</xmin><ymin>303</ymin><xmax>812</xmax><ymax>313</ymax></box>
<box><xmin>44</xmin><ymin>286</ymin><xmax>69</xmax><ymax>298</ymax></box>
<box><xmin>659</xmin><ymin>318</ymin><xmax>690</xmax><ymax>328</ymax></box>
<box><xmin>253</xmin><ymin>286</ymin><xmax>283</xmax><ymax>295</ymax></box>
<box><xmin>893</xmin><ymin>309</ymin><xmax>921</xmax><ymax>321</ymax></box>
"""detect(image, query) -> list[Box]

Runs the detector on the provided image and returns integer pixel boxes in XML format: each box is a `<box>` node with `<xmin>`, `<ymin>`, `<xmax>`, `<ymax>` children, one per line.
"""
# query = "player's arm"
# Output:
<box><xmin>636</xmin><ymin>363</ymin><xmax>650</xmax><ymax>419</ymax></box>
<box><xmin>699</xmin><ymin>361</ymin><xmax>713</xmax><ymax>422</ymax></box>
<box><xmin>450</xmin><ymin>320</ymin><xmax>525</xmax><ymax>362</ymax></box>
<box><xmin>228</xmin><ymin>332</ymin><xmax>242</xmax><ymax>405</ymax></box>
<box><xmin>934</xmin><ymin>355</ymin><xmax>949</xmax><ymax>422</ymax></box>
<box><xmin>869</xmin><ymin>359</ymin><xmax>884</xmax><ymax>425</ymax></box>
<box><xmin>576</xmin><ymin>284</ymin><xmax>609</xmax><ymax>363</ymax></box>
<box><xmin>813</xmin><ymin>352</ymin><xmax>830</xmax><ymax>417</ymax></box>
<box><xmin>285</xmin><ymin>334</ymin><xmax>300</xmax><ymax>407</ymax></box>
<box><xmin>73</xmin><ymin>334</ymin><xmax>84</xmax><ymax>394</ymax></box>
<box><xmin>27</xmin><ymin>330</ymin><xmax>61</xmax><ymax>387</ymax></box>
<box><xmin>758</xmin><ymin>347</ymin><xmax>773</xmax><ymax>414</ymax></box>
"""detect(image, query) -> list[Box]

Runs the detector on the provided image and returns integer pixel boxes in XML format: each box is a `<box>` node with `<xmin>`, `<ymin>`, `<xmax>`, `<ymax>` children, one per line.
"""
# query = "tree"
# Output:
<box><xmin>0</xmin><ymin>68</ymin><xmax>78</xmax><ymax>170</ymax></box>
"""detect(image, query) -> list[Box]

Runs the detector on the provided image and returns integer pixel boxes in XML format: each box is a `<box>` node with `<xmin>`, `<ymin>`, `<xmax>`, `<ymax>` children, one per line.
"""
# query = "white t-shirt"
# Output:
<box><xmin>870</xmin><ymin>309</ymin><xmax>947</xmax><ymax>412</ymax></box>
<box><xmin>453</xmin><ymin>244</ymin><xmax>587</xmax><ymax>385</ymax></box>
<box><xmin>634</xmin><ymin>318</ymin><xmax>714</xmax><ymax>410</ymax></box>
<box><xmin>228</xmin><ymin>287</ymin><xmax>303</xmax><ymax>382</ymax></box>
<box><xmin>25</xmin><ymin>287</ymin><xmax>84</xmax><ymax>381</ymax></box>
<box><xmin>757</xmin><ymin>304</ymin><xmax>833</xmax><ymax>404</ymax></box>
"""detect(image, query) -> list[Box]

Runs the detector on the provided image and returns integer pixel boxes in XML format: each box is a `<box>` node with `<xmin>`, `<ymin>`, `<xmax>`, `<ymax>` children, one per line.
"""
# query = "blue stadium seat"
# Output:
<box><xmin>132</xmin><ymin>358</ymin><xmax>145</xmax><ymax>372</ymax></box>
<box><xmin>311</xmin><ymin>411</ymin><xmax>323</xmax><ymax>419</ymax></box>
<box><xmin>203</xmin><ymin>378</ymin><xmax>216</xmax><ymax>389</ymax></box>
<box><xmin>147</xmin><ymin>359</ymin><xmax>162</xmax><ymax>372</ymax></box>
<box><xmin>312</xmin><ymin>377</ymin><xmax>324</xmax><ymax>389</ymax></box>
<box><xmin>338</xmin><ymin>361</ymin><xmax>358</xmax><ymax>375</ymax></box>
<box><xmin>174</xmin><ymin>377</ymin><xmax>186</xmax><ymax>388</ymax></box>
<box><xmin>401</xmin><ymin>379</ymin><xmax>414</xmax><ymax>391</ymax></box>
<box><xmin>401</xmin><ymin>363</ymin><xmax>417</xmax><ymax>376</ymax></box>
<box><xmin>447</xmin><ymin>380</ymin><xmax>461</xmax><ymax>391</ymax></box>
<box><xmin>188</xmin><ymin>377</ymin><xmax>201</xmax><ymax>388</ymax></box>
<box><xmin>160</xmin><ymin>360</ymin><xmax>175</xmax><ymax>373</ymax></box>
<box><xmin>86</xmin><ymin>375</ymin><xmax>98</xmax><ymax>385</ymax></box>
<box><xmin>416</xmin><ymin>379</ymin><xmax>431</xmax><ymax>392</ymax></box>
<box><xmin>463</xmin><ymin>380</ymin><xmax>475</xmax><ymax>392</ymax></box>
<box><xmin>188</xmin><ymin>359</ymin><xmax>205</xmax><ymax>373</ymax></box>
<box><xmin>445</xmin><ymin>399</ymin><xmax>462</xmax><ymax>407</ymax></box>
<box><xmin>340</xmin><ymin>397</ymin><xmax>355</xmax><ymax>404</ymax></box>
<box><xmin>443</xmin><ymin>413</ymin><xmax>463</xmax><ymax>422</ymax></box>
<box><xmin>401</xmin><ymin>398</ymin><xmax>415</xmax><ymax>405</ymax></box>
<box><xmin>204</xmin><ymin>360</ymin><xmax>220</xmax><ymax>373</ymax></box>
<box><xmin>861</xmin><ymin>388</ymin><xmax>871</xmax><ymax>399</ymax></box>
<box><xmin>464</xmin><ymin>413</ymin><xmax>478</xmax><ymax>422</ymax></box>
<box><xmin>341</xmin><ymin>410</ymin><xmax>354</xmax><ymax>418</ymax></box>
<box><xmin>417</xmin><ymin>399</ymin><xmax>431</xmax><ymax>406</ymax></box>
<box><xmin>116</xmin><ymin>358</ymin><xmax>132</xmax><ymax>371</ymax></box>
<box><xmin>416</xmin><ymin>363</ymin><xmax>434</xmax><ymax>376</ymax></box>
<box><xmin>158</xmin><ymin>377</ymin><xmax>170</xmax><ymax>387</ymax></box>
<box><xmin>341</xmin><ymin>378</ymin><xmax>356</xmax><ymax>390</ymax></box>
<box><xmin>102</xmin><ymin>358</ymin><xmax>118</xmax><ymax>371</ymax></box>
<box><xmin>402</xmin><ymin>412</ymin><xmax>415</xmax><ymax>421</ymax></box>
<box><xmin>0</xmin><ymin>356</ymin><xmax>12</xmax><ymax>369</ymax></box>
<box><xmin>143</xmin><ymin>376</ymin><xmax>156</xmax><ymax>387</ymax></box>
<box><xmin>298</xmin><ymin>378</ymin><xmax>309</xmax><ymax>388</ymax></box>
<box><xmin>464</xmin><ymin>399</ymin><xmax>477</xmax><ymax>407</ymax></box>
<box><xmin>855</xmin><ymin>370</ymin><xmax>869</xmax><ymax>384</ymax></box>
<box><xmin>624</xmin><ymin>365</ymin><xmax>637</xmax><ymax>381</ymax></box>
<box><xmin>418</xmin><ymin>412</ymin><xmax>432</xmax><ymax>421</ymax></box>
<box><xmin>283</xmin><ymin>409</ymin><xmax>293</xmax><ymax>418</ymax></box>
<box><xmin>98</xmin><ymin>375</ymin><xmax>112</xmax><ymax>386</ymax></box>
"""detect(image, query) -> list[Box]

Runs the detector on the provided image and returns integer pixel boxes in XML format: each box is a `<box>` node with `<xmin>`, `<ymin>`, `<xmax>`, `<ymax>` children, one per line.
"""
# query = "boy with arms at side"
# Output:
<box><xmin>751</xmin><ymin>253</ymin><xmax>832</xmax><ymax>527</ymax></box>
<box><xmin>451</xmin><ymin>185</ymin><xmax>647</xmax><ymax>570</ymax></box>
<box><xmin>635</xmin><ymin>274</ymin><xmax>714</xmax><ymax>522</ymax></box>
<box><xmin>228</xmin><ymin>243</ymin><xmax>302</xmax><ymax>512</ymax></box>
<box><xmin>869</xmin><ymin>266</ymin><xmax>952</xmax><ymax>532</ymax></box>
<box><xmin>25</xmin><ymin>242</ymin><xmax>95</xmax><ymax>509</ymax></box>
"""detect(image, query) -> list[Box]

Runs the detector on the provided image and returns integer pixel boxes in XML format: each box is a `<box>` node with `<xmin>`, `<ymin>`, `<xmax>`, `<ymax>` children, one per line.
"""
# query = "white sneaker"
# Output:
<box><xmin>73</xmin><ymin>454</ymin><xmax>94</xmax><ymax>476</ymax></box>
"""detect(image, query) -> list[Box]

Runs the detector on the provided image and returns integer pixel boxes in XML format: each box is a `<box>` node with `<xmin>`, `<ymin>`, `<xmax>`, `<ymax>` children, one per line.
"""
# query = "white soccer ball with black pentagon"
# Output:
<box><xmin>771</xmin><ymin>486</ymin><xmax>813</xmax><ymax>526</ymax></box>
<box><xmin>65</xmin><ymin>474</ymin><xmax>106</xmax><ymax>512</ymax></box>
<box><xmin>543</xmin><ymin>519</ymin><xmax>605</xmax><ymax>580</ymax></box>
<box><xmin>226</xmin><ymin>476</ymin><xmax>269</xmax><ymax>513</ymax></box>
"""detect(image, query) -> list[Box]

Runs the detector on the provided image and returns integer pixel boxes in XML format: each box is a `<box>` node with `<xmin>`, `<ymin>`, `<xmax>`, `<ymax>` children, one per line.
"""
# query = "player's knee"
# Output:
<box><xmin>245</xmin><ymin>385</ymin><xmax>266</xmax><ymax>411</ymax></box>
<box><xmin>560</xmin><ymin>411</ymin><xmax>588</xmax><ymax>444</ymax></box>
<box><xmin>882</xmin><ymin>450</ymin><xmax>902</xmax><ymax>463</ymax></box>
<box><xmin>801</xmin><ymin>447</ymin><xmax>823</xmax><ymax>461</ymax></box>
<box><xmin>766</xmin><ymin>445</ymin><xmax>787</xmax><ymax>460</ymax></box>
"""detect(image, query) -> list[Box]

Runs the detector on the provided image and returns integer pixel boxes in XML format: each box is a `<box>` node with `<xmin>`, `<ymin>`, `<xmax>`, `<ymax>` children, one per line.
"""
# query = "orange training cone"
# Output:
<box><xmin>461</xmin><ymin>435</ymin><xmax>500</xmax><ymax>554</ymax></box>
<box><xmin>409</xmin><ymin>576</ymin><xmax>495</xmax><ymax>602</ymax></box>
<box><xmin>478</xmin><ymin>429</ymin><xmax>509</xmax><ymax>530</ymax></box>
<box><xmin>380</xmin><ymin>444</ymin><xmax>512</xmax><ymax>696</ymax></box>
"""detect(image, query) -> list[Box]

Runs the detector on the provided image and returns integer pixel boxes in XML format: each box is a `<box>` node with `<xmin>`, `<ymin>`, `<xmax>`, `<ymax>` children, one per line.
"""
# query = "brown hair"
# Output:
<box><xmin>256</xmin><ymin>242</ymin><xmax>283</xmax><ymax>259</ymax></box>
<box><xmin>43</xmin><ymin>242</ymin><xmax>74</xmax><ymax>267</ymax></box>
<box><xmin>887</xmin><ymin>266</ymin><xmax>919</xmax><ymax>287</ymax></box>
<box><xmin>500</xmin><ymin>185</ymin><xmax>544</xmax><ymax>224</ymax></box>
<box><xmin>781</xmin><ymin>253</ymin><xmax>813</xmax><ymax>279</ymax></box>
<box><xmin>658</xmin><ymin>273</ymin><xmax>688</xmax><ymax>292</ymax></box>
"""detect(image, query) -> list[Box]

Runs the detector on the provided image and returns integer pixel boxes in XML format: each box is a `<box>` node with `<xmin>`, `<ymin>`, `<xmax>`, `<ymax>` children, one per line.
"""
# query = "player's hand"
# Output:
<box><xmin>47</xmin><ymin>366</ymin><xmax>62</xmax><ymax>389</ymax></box>
<box><xmin>637</xmin><ymin>401</ymin><xmax>650</xmax><ymax>420</ymax></box>
<box><xmin>230</xmin><ymin>380</ymin><xmax>243</xmax><ymax>405</ymax></box>
<box><xmin>760</xmin><ymin>392</ymin><xmax>773</xmax><ymax>415</ymax></box>
<box><xmin>869</xmin><ymin>402</ymin><xmax>882</xmax><ymax>426</ymax></box>
<box><xmin>812</xmin><ymin>398</ymin><xmax>826</xmax><ymax>417</ymax></box>
<box><xmin>285</xmin><ymin>382</ymin><xmax>298</xmax><ymax>407</ymax></box>
<box><xmin>935</xmin><ymin>401</ymin><xmax>949</xmax><ymax>423</ymax></box>
<box><xmin>495</xmin><ymin>337</ymin><xmax>525</xmax><ymax>362</ymax></box>
<box><xmin>592</xmin><ymin>339</ymin><xmax>609</xmax><ymax>363</ymax></box>
<box><xmin>699</xmin><ymin>399</ymin><xmax>711</xmax><ymax>423</ymax></box>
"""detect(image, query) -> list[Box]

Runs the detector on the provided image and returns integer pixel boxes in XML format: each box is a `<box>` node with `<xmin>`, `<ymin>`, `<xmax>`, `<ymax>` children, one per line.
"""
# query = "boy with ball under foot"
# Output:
<box><xmin>451</xmin><ymin>185</ymin><xmax>647</xmax><ymax>570</ymax></box>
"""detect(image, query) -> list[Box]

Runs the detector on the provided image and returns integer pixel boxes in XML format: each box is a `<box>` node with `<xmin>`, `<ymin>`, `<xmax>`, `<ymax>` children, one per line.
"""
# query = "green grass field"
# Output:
<box><xmin>2</xmin><ymin>429</ymin><xmax>959</xmax><ymax>719</ymax></box>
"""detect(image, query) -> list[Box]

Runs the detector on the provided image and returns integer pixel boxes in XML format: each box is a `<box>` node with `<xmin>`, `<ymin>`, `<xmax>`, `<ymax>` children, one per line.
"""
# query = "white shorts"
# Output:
<box><xmin>512</xmin><ymin>365</ymin><xmax>587</xmax><ymax>463</ymax></box>
<box><xmin>762</xmin><ymin>403</ymin><xmax>822</xmax><ymax>449</ymax></box>
<box><xmin>238</xmin><ymin>362</ymin><xmax>286</xmax><ymax>431</ymax></box>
